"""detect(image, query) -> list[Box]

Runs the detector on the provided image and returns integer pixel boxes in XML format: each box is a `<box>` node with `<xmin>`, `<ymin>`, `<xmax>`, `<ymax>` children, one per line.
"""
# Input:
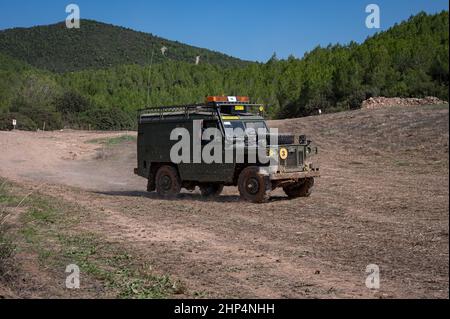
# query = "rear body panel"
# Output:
<box><xmin>137</xmin><ymin>117</ymin><xmax>236</xmax><ymax>184</ymax></box>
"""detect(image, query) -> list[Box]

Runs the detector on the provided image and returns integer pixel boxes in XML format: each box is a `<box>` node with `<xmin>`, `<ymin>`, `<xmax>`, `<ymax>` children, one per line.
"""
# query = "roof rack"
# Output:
<box><xmin>213</xmin><ymin>101</ymin><xmax>263</xmax><ymax>107</ymax></box>
<box><xmin>138</xmin><ymin>103</ymin><xmax>218</xmax><ymax>121</ymax></box>
<box><xmin>138</xmin><ymin>101</ymin><xmax>264</xmax><ymax>122</ymax></box>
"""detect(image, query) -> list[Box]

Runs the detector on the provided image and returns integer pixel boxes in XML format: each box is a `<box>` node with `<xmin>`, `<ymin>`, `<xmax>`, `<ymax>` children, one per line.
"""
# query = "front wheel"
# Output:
<box><xmin>238</xmin><ymin>167</ymin><xmax>271</xmax><ymax>203</ymax></box>
<box><xmin>155</xmin><ymin>166</ymin><xmax>181</xmax><ymax>198</ymax></box>
<box><xmin>283</xmin><ymin>178</ymin><xmax>315</xmax><ymax>199</ymax></box>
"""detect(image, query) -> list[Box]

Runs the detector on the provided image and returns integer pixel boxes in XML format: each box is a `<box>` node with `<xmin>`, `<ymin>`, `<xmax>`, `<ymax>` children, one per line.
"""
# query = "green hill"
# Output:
<box><xmin>0</xmin><ymin>19</ymin><xmax>251</xmax><ymax>73</ymax></box>
<box><xmin>0</xmin><ymin>11</ymin><xmax>448</xmax><ymax>131</ymax></box>
<box><xmin>276</xmin><ymin>10</ymin><xmax>449</xmax><ymax>118</ymax></box>
<box><xmin>58</xmin><ymin>11</ymin><xmax>448</xmax><ymax>117</ymax></box>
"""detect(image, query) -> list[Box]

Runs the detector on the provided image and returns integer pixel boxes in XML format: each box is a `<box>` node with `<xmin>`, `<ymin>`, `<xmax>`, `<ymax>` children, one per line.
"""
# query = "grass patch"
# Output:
<box><xmin>0</xmin><ymin>181</ymin><xmax>17</xmax><ymax>282</ymax></box>
<box><xmin>0</xmin><ymin>179</ymin><xmax>180</xmax><ymax>298</ymax></box>
<box><xmin>0</xmin><ymin>181</ymin><xmax>17</xmax><ymax>280</ymax></box>
<box><xmin>0</xmin><ymin>211</ymin><xmax>15</xmax><ymax>280</ymax></box>
<box><xmin>0</xmin><ymin>181</ymin><xmax>22</xmax><ymax>206</ymax></box>
<box><xmin>58</xmin><ymin>234</ymin><xmax>181</xmax><ymax>298</ymax></box>
<box><xmin>87</xmin><ymin>135</ymin><xmax>136</xmax><ymax>146</ymax></box>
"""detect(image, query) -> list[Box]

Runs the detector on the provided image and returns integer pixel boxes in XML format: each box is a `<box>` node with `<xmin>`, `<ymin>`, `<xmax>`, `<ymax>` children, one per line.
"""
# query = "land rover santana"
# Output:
<box><xmin>134</xmin><ymin>96</ymin><xmax>320</xmax><ymax>203</ymax></box>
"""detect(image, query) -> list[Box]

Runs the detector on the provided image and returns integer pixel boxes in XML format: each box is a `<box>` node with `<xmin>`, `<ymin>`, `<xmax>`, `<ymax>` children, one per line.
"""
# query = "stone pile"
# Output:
<box><xmin>362</xmin><ymin>96</ymin><xmax>448</xmax><ymax>109</ymax></box>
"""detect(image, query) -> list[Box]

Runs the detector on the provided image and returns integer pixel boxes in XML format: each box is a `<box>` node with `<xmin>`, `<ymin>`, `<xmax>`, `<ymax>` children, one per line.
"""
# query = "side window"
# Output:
<box><xmin>202</xmin><ymin>120</ymin><xmax>222</xmax><ymax>142</ymax></box>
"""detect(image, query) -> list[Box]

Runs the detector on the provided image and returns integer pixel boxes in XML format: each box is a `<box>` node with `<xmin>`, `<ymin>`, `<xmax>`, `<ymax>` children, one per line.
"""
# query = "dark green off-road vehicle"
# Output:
<box><xmin>134</xmin><ymin>96</ymin><xmax>320</xmax><ymax>203</ymax></box>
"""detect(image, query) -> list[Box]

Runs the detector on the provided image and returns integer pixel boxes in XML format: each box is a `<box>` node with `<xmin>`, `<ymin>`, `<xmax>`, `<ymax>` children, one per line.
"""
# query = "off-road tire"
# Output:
<box><xmin>283</xmin><ymin>178</ymin><xmax>315</xmax><ymax>199</ymax></box>
<box><xmin>155</xmin><ymin>166</ymin><xmax>181</xmax><ymax>198</ymax></box>
<box><xmin>199</xmin><ymin>184</ymin><xmax>224</xmax><ymax>198</ymax></box>
<box><xmin>147</xmin><ymin>172</ymin><xmax>156</xmax><ymax>192</ymax></box>
<box><xmin>238</xmin><ymin>167</ymin><xmax>271</xmax><ymax>203</ymax></box>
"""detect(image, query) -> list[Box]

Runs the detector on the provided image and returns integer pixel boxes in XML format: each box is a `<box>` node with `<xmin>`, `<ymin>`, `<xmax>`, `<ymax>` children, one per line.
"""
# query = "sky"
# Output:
<box><xmin>0</xmin><ymin>0</ymin><xmax>448</xmax><ymax>62</ymax></box>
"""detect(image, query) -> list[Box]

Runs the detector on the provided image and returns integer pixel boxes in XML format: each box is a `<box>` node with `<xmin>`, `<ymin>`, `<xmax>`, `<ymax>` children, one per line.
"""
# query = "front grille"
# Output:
<box><xmin>286</xmin><ymin>151</ymin><xmax>298</xmax><ymax>167</ymax></box>
<box><xmin>298</xmin><ymin>150</ymin><xmax>304</xmax><ymax>166</ymax></box>
<box><xmin>280</xmin><ymin>148</ymin><xmax>305</xmax><ymax>170</ymax></box>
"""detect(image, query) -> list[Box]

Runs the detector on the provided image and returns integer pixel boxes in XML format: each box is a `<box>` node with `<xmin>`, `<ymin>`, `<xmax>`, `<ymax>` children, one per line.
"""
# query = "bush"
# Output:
<box><xmin>54</xmin><ymin>90</ymin><xmax>90</xmax><ymax>115</ymax></box>
<box><xmin>0</xmin><ymin>112</ymin><xmax>38</xmax><ymax>131</ymax></box>
<box><xmin>81</xmin><ymin>106</ymin><xmax>135</xmax><ymax>130</ymax></box>
<box><xmin>30</xmin><ymin>109</ymin><xmax>63</xmax><ymax>130</ymax></box>
<box><xmin>8</xmin><ymin>99</ymin><xmax>63</xmax><ymax>131</ymax></box>
<box><xmin>347</xmin><ymin>90</ymin><xmax>366</xmax><ymax>109</ymax></box>
<box><xmin>0</xmin><ymin>110</ymin><xmax>62</xmax><ymax>131</ymax></box>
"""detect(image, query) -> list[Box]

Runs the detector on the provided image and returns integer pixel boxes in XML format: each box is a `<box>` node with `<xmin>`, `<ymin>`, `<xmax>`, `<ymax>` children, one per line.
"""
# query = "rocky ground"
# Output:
<box><xmin>361</xmin><ymin>96</ymin><xmax>447</xmax><ymax>109</ymax></box>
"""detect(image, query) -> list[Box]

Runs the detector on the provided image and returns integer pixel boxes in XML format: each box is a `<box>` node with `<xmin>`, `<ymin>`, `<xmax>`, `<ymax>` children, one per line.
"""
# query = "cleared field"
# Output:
<box><xmin>0</xmin><ymin>104</ymin><xmax>448</xmax><ymax>298</ymax></box>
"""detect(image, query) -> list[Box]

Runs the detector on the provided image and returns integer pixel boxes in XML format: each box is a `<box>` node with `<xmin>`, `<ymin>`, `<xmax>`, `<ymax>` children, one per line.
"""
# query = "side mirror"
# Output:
<box><xmin>299</xmin><ymin>135</ymin><xmax>307</xmax><ymax>144</ymax></box>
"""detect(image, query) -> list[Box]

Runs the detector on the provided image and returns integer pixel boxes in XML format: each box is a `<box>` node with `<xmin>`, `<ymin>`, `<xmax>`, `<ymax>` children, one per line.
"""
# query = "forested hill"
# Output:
<box><xmin>0</xmin><ymin>11</ymin><xmax>448</xmax><ymax>131</ymax></box>
<box><xmin>0</xmin><ymin>19</ymin><xmax>251</xmax><ymax>72</ymax></box>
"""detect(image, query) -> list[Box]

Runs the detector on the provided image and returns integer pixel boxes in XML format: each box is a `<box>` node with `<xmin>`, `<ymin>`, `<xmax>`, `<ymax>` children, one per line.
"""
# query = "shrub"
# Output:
<box><xmin>81</xmin><ymin>106</ymin><xmax>135</xmax><ymax>130</ymax></box>
<box><xmin>8</xmin><ymin>99</ymin><xmax>63</xmax><ymax>131</ymax></box>
<box><xmin>0</xmin><ymin>112</ymin><xmax>38</xmax><ymax>131</ymax></box>
<box><xmin>54</xmin><ymin>90</ymin><xmax>90</xmax><ymax>115</ymax></box>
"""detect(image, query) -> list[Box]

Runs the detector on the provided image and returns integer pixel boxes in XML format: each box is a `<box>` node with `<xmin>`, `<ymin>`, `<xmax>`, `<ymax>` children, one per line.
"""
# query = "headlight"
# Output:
<box><xmin>279</xmin><ymin>148</ymin><xmax>288</xmax><ymax>160</ymax></box>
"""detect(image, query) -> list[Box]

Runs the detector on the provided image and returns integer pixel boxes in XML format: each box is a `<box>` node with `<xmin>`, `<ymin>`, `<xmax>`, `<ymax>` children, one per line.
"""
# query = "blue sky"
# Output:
<box><xmin>0</xmin><ymin>0</ymin><xmax>448</xmax><ymax>62</ymax></box>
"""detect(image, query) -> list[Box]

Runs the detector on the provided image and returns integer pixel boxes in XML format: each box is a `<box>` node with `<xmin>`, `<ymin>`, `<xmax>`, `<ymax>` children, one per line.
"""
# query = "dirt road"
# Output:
<box><xmin>1</xmin><ymin>104</ymin><xmax>448</xmax><ymax>298</ymax></box>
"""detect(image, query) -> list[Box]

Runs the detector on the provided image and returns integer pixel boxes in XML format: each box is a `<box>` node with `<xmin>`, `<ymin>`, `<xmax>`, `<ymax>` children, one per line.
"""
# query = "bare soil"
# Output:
<box><xmin>0</xmin><ymin>104</ymin><xmax>448</xmax><ymax>298</ymax></box>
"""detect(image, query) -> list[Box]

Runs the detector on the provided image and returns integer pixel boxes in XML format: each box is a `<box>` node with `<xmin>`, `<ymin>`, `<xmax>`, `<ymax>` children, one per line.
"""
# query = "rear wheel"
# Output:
<box><xmin>238</xmin><ymin>167</ymin><xmax>271</xmax><ymax>203</ymax></box>
<box><xmin>199</xmin><ymin>184</ymin><xmax>224</xmax><ymax>198</ymax></box>
<box><xmin>283</xmin><ymin>178</ymin><xmax>314</xmax><ymax>199</ymax></box>
<box><xmin>147</xmin><ymin>171</ymin><xmax>156</xmax><ymax>192</ymax></box>
<box><xmin>155</xmin><ymin>166</ymin><xmax>181</xmax><ymax>198</ymax></box>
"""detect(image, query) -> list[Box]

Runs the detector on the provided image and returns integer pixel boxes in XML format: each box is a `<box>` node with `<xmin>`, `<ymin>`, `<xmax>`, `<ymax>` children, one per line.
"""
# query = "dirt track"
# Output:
<box><xmin>0</xmin><ymin>104</ymin><xmax>449</xmax><ymax>298</ymax></box>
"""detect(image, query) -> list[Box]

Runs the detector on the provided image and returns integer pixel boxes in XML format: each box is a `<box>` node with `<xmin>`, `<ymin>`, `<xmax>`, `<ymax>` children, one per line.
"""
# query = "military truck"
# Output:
<box><xmin>134</xmin><ymin>96</ymin><xmax>320</xmax><ymax>203</ymax></box>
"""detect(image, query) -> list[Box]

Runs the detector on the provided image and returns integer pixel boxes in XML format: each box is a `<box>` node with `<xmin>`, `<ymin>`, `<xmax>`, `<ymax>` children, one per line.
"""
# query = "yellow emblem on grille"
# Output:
<box><xmin>279</xmin><ymin>148</ymin><xmax>288</xmax><ymax>160</ymax></box>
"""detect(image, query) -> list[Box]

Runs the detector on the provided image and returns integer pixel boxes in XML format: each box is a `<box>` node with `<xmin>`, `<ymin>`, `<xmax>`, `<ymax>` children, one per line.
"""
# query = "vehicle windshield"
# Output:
<box><xmin>223</xmin><ymin>120</ymin><xmax>268</xmax><ymax>138</ymax></box>
<box><xmin>223</xmin><ymin>120</ymin><xmax>245</xmax><ymax>131</ymax></box>
<box><xmin>244</xmin><ymin>121</ymin><xmax>268</xmax><ymax>133</ymax></box>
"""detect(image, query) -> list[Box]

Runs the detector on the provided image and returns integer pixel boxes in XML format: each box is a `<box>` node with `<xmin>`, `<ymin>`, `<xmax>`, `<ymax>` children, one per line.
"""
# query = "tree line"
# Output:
<box><xmin>0</xmin><ymin>11</ymin><xmax>448</xmax><ymax>131</ymax></box>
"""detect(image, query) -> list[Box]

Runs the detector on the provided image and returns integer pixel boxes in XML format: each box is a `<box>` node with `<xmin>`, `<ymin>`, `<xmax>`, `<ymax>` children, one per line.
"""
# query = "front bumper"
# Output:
<box><xmin>269</xmin><ymin>169</ymin><xmax>320</xmax><ymax>181</ymax></box>
<box><xmin>258</xmin><ymin>166</ymin><xmax>320</xmax><ymax>181</ymax></box>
